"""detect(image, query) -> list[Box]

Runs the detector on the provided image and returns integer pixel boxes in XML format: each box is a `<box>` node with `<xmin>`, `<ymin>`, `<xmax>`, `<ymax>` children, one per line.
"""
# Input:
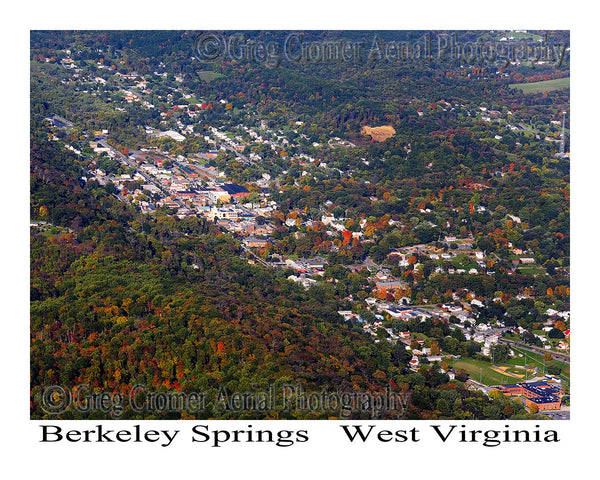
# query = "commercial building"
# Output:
<box><xmin>494</xmin><ymin>381</ymin><xmax>563</xmax><ymax>411</ymax></box>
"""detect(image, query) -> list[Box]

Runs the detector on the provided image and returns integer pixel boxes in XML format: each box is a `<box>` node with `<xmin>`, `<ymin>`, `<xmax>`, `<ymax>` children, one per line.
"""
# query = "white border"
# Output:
<box><xmin>6</xmin><ymin>1</ymin><xmax>597</xmax><ymax>477</ymax></box>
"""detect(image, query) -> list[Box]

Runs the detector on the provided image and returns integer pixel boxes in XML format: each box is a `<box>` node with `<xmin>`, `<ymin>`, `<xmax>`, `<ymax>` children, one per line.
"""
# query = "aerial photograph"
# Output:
<box><xmin>30</xmin><ymin>30</ymin><xmax>571</xmax><ymax>421</ymax></box>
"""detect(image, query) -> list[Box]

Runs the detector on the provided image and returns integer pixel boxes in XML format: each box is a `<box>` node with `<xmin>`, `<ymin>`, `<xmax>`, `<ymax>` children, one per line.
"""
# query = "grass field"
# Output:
<box><xmin>509</xmin><ymin>77</ymin><xmax>570</xmax><ymax>94</ymax></box>
<box><xmin>508</xmin><ymin>346</ymin><xmax>570</xmax><ymax>383</ymax></box>
<box><xmin>196</xmin><ymin>70</ymin><xmax>224</xmax><ymax>82</ymax></box>
<box><xmin>451</xmin><ymin>254</ymin><xmax>479</xmax><ymax>270</ymax></box>
<box><xmin>448</xmin><ymin>347</ymin><xmax>569</xmax><ymax>387</ymax></box>
<box><xmin>491</xmin><ymin>31</ymin><xmax>545</xmax><ymax>42</ymax></box>
<box><xmin>449</xmin><ymin>358</ymin><xmax>515</xmax><ymax>385</ymax></box>
<box><xmin>516</xmin><ymin>265</ymin><xmax>546</xmax><ymax>275</ymax></box>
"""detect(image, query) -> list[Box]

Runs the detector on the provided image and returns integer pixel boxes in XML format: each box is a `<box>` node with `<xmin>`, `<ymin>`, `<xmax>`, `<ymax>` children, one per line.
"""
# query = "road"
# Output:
<box><xmin>223</xmin><ymin>144</ymin><xmax>253</xmax><ymax>165</ymax></box>
<box><xmin>240</xmin><ymin>243</ymin><xmax>271</xmax><ymax>268</ymax></box>
<box><xmin>498</xmin><ymin>338</ymin><xmax>570</xmax><ymax>364</ymax></box>
<box><xmin>98</xmin><ymin>139</ymin><xmax>182</xmax><ymax>206</ymax></box>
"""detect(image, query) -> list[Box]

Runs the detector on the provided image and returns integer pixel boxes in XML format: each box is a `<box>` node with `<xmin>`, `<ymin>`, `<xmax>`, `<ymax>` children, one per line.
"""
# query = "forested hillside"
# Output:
<box><xmin>31</xmin><ymin>30</ymin><xmax>569</xmax><ymax>420</ymax></box>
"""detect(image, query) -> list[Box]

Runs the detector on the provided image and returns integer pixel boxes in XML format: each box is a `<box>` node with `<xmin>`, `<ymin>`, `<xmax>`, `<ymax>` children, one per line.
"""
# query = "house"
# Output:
<box><xmin>338</xmin><ymin>311</ymin><xmax>361</xmax><ymax>322</ymax></box>
<box><xmin>520</xmin><ymin>257</ymin><xmax>536</xmax><ymax>264</ymax></box>
<box><xmin>254</xmin><ymin>225</ymin><xmax>274</xmax><ymax>236</ymax></box>
<box><xmin>287</xmin><ymin>275</ymin><xmax>317</xmax><ymax>289</ymax></box>
<box><xmin>304</xmin><ymin>257</ymin><xmax>327</xmax><ymax>270</ymax></box>
<box><xmin>473</xmin><ymin>333</ymin><xmax>485</xmax><ymax>343</ymax></box>
<box><xmin>409</xmin><ymin>356</ymin><xmax>420</xmax><ymax>370</ymax></box>
<box><xmin>384</xmin><ymin>306</ymin><xmax>411</xmax><ymax>319</ymax></box>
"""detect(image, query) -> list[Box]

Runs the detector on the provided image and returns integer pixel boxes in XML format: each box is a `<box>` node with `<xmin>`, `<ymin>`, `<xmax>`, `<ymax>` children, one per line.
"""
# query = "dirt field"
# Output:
<box><xmin>491</xmin><ymin>366</ymin><xmax>522</xmax><ymax>379</ymax></box>
<box><xmin>361</xmin><ymin>125</ymin><xmax>396</xmax><ymax>142</ymax></box>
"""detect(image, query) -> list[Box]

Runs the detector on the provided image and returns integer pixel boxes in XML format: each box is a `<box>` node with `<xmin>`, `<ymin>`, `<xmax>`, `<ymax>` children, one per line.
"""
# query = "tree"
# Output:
<box><xmin>490</xmin><ymin>344</ymin><xmax>511</xmax><ymax>364</ymax></box>
<box><xmin>245</xmin><ymin>192</ymin><xmax>260</xmax><ymax>205</ymax></box>
<box><xmin>376</xmin><ymin>328</ymin><xmax>388</xmax><ymax>340</ymax></box>
<box><xmin>548</xmin><ymin>328</ymin><xmax>565</xmax><ymax>339</ymax></box>
<box><xmin>341</xmin><ymin>229</ymin><xmax>353</xmax><ymax>246</ymax></box>
<box><xmin>391</xmin><ymin>318</ymin><xmax>408</xmax><ymax>333</ymax></box>
<box><xmin>547</xmin><ymin>365</ymin><xmax>561</xmax><ymax>376</ymax></box>
<box><xmin>554</xmin><ymin>320</ymin><xmax>567</xmax><ymax>331</ymax></box>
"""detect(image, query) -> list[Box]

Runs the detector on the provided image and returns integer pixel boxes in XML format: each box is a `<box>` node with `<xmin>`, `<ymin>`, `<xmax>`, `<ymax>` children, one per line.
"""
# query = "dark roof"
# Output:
<box><xmin>220</xmin><ymin>183</ymin><xmax>249</xmax><ymax>195</ymax></box>
<box><xmin>499</xmin><ymin>381</ymin><xmax>562</xmax><ymax>404</ymax></box>
<box><xmin>528</xmin><ymin>395</ymin><xmax>560</xmax><ymax>404</ymax></box>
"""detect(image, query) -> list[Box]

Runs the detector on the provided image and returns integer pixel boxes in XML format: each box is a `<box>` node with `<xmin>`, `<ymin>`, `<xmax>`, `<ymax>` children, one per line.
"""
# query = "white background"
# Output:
<box><xmin>5</xmin><ymin>1</ymin><xmax>597</xmax><ymax>477</ymax></box>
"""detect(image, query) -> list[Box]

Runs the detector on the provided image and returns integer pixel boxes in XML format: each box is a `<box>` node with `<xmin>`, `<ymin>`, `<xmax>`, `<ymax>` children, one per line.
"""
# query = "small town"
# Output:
<box><xmin>41</xmin><ymin>103</ymin><xmax>570</xmax><ymax>417</ymax></box>
<box><xmin>31</xmin><ymin>30</ymin><xmax>570</xmax><ymax>424</ymax></box>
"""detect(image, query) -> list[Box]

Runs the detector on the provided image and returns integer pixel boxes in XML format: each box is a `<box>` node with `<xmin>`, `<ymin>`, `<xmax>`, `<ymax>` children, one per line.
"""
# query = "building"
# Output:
<box><xmin>244</xmin><ymin>236</ymin><xmax>269</xmax><ymax>248</ymax></box>
<box><xmin>304</xmin><ymin>257</ymin><xmax>327</xmax><ymax>270</ymax></box>
<box><xmin>210</xmin><ymin>206</ymin><xmax>239</xmax><ymax>220</ymax></box>
<box><xmin>374</xmin><ymin>277</ymin><xmax>405</xmax><ymax>293</ymax></box>
<box><xmin>520</xmin><ymin>257</ymin><xmax>536</xmax><ymax>264</ymax></box>
<box><xmin>494</xmin><ymin>381</ymin><xmax>563</xmax><ymax>411</ymax></box>
<box><xmin>156</xmin><ymin>130</ymin><xmax>186</xmax><ymax>142</ymax></box>
<box><xmin>219</xmin><ymin>183</ymin><xmax>250</xmax><ymax>199</ymax></box>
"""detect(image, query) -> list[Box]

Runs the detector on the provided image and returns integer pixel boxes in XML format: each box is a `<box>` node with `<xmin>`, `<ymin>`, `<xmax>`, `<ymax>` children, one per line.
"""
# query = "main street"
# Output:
<box><xmin>97</xmin><ymin>138</ymin><xmax>181</xmax><ymax>205</ymax></box>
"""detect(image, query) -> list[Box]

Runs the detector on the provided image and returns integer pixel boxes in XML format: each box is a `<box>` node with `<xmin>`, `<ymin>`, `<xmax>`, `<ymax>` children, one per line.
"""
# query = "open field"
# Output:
<box><xmin>197</xmin><ymin>70</ymin><xmax>225</xmax><ymax>82</ymax></box>
<box><xmin>508</xmin><ymin>346</ymin><xmax>570</xmax><ymax>382</ymax></box>
<box><xmin>491</xmin><ymin>366</ymin><xmax>525</xmax><ymax>379</ymax></box>
<box><xmin>509</xmin><ymin>77</ymin><xmax>570</xmax><ymax>94</ymax></box>
<box><xmin>448</xmin><ymin>358</ymin><xmax>521</xmax><ymax>386</ymax></box>
<box><xmin>361</xmin><ymin>125</ymin><xmax>396</xmax><ymax>142</ymax></box>
<box><xmin>516</xmin><ymin>265</ymin><xmax>546</xmax><ymax>275</ymax></box>
<box><xmin>491</xmin><ymin>31</ymin><xmax>545</xmax><ymax>42</ymax></box>
<box><xmin>449</xmin><ymin>350</ymin><xmax>569</xmax><ymax>387</ymax></box>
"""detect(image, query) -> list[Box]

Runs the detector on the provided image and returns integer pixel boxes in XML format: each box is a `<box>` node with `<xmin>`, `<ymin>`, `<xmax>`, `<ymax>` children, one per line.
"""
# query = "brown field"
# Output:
<box><xmin>361</xmin><ymin>125</ymin><xmax>396</xmax><ymax>142</ymax></box>
<box><xmin>491</xmin><ymin>366</ymin><xmax>522</xmax><ymax>379</ymax></box>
